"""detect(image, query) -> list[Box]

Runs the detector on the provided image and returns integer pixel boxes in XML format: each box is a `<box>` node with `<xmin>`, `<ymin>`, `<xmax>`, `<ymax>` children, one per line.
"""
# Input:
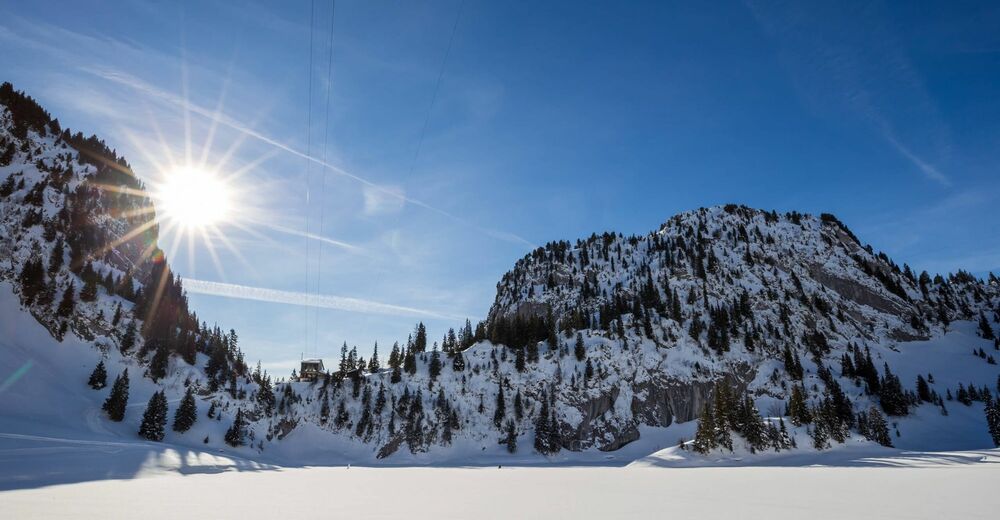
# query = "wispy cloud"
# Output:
<box><xmin>184</xmin><ymin>278</ymin><xmax>466</xmax><ymax>321</ymax></box>
<box><xmin>746</xmin><ymin>0</ymin><xmax>952</xmax><ymax>185</ymax></box>
<box><xmin>89</xmin><ymin>68</ymin><xmax>535</xmax><ymax>248</ymax></box>
<box><xmin>0</xmin><ymin>15</ymin><xmax>534</xmax><ymax>249</ymax></box>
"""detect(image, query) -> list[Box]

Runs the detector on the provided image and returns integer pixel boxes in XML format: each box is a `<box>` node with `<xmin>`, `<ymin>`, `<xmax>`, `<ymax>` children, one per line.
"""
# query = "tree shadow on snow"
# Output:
<box><xmin>0</xmin><ymin>433</ymin><xmax>281</xmax><ymax>491</ymax></box>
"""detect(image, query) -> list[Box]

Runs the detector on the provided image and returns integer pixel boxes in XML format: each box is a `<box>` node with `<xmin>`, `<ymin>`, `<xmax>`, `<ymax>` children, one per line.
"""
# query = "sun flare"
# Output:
<box><xmin>156</xmin><ymin>166</ymin><xmax>233</xmax><ymax>228</ymax></box>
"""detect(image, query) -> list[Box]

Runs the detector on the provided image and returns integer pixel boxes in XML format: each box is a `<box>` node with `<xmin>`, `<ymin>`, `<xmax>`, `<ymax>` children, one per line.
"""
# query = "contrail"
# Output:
<box><xmin>184</xmin><ymin>278</ymin><xmax>465</xmax><ymax>321</ymax></box>
<box><xmin>90</xmin><ymin>68</ymin><xmax>536</xmax><ymax>248</ymax></box>
<box><xmin>251</xmin><ymin>220</ymin><xmax>364</xmax><ymax>254</ymax></box>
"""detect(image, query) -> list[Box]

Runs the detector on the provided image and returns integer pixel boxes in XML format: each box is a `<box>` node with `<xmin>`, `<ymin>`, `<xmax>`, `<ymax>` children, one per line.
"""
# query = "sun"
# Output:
<box><xmin>156</xmin><ymin>166</ymin><xmax>233</xmax><ymax>229</ymax></box>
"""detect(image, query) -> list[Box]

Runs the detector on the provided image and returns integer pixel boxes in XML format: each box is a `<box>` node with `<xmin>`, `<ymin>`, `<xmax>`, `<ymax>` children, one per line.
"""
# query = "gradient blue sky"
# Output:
<box><xmin>2</xmin><ymin>1</ymin><xmax>998</xmax><ymax>374</ymax></box>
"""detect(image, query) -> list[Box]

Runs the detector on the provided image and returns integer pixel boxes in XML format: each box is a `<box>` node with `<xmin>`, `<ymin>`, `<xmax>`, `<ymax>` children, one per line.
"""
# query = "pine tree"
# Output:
<box><xmin>413</xmin><ymin>322</ymin><xmax>428</xmax><ymax>353</ymax></box>
<box><xmin>493</xmin><ymin>384</ymin><xmax>506</xmax><ymax>428</ymax></box>
<box><xmin>148</xmin><ymin>340</ymin><xmax>169</xmax><ymax>381</ymax></box>
<box><xmin>428</xmin><ymin>344</ymin><xmax>442</xmax><ymax>380</ymax></box>
<box><xmin>80</xmin><ymin>275</ymin><xmax>98</xmax><ymax>302</ymax></box>
<box><xmin>504</xmin><ymin>419</ymin><xmax>517</xmax><ymax>453</ymax></box>
<box><xmin>102</xmin><ymin>369</ymin><xmax>129</xmax><ymax>421</ymax></box>
<box><xmin>172</xmin><ymin>386</ymin><xmax>198</xmax><ymax>433</ymax></box>
<box><xmin>811</xmin><ymin>421</ymin><xmax>829</xmax><ymax>450</ymax></box>
<box><xmin>120</xmin><ymin>319</ymin><xmax>137</xmax><ymax>354</ymax></box>
<box><xmin>985</xmin><ymin>395</ymin><xmax>1000</xmax><ymax>447</ymax></box>
<box><xmin>712</xmin><ymin>384</ymin><xmax>734</xmax><ymax>451</ymax></box>
<box><xmin>692</xmin><ymin>402</ymin><xmax>717</xmax><ymax>454</ymax></box>
<box><xmin>47</xmin><ymin>239</ymin><xmax>64</xmax><ymax>275</ymax></box>
<box><xmin>368</xmin><ymin>342</ymin><xmax>381</xmax><ymax>372</ymax></box>
<box><xmin>787</xmin><ymin>384</ymin><xmax>812</xmax><ymax>425</ymax></box>
<box><xmin>916</xmin><ymin>374</ymin><xmax>931</xmax><ymax>402</ymax></box>
<box><xmin>225</xmin><ymin>408</ymin><xmax>246</xmax><ymax>447</ymax></box>
<box><xmin>56</xmin><ymin>282</ymin><xmax>76</xmax><ymax>317</ymax></box>
<box><xmin>574</xmin><ymin>332</ymin><xmax>586</xmax><ymax>361</ymax></box>
<box><xmin>865</xmin><ymin>406</ymin><xmax>893</xmax><ymax>447</ymax></box>
<box><xmin>879</xmin><ymin>363</ymin><xmax>909</xmax><ymax>416</ymax></box>
<box><xmin>87</xmin><ymin>360</ymin><xmax>107</xmax><ymax>389</ymax></box>
<box><xmin>514</xmin><ymin>390</ymin><xmax>524</xmax><ymax>421</ymax></box>
<box><xmin>534</xmin><ymin>394</ymin><xmax>552</xmax><ymax>454</ymax></box>
<box><xmin>979</xmin><ymin>313</ymin><xmax>996</xmax><ymax>340</ymax></box>
<box><xmin>138</xmin><ymin>391</ymin><xmax>168</xmax><ymax>441</ymax></box>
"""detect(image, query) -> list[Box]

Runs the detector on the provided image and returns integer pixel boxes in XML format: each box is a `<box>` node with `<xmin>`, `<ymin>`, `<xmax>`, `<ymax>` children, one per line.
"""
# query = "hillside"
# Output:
<box><xmin>1</xmin><ymin>82</ymin><xmax>999</xmax><ymax>473</ymax></box>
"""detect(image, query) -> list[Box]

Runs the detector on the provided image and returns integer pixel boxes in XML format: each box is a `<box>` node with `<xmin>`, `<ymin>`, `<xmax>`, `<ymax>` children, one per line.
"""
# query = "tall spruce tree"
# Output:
<box><xmin>148</xmin><ymin>340</ymin><xmax>169</xmax><ymax>381</ymax></box>
<box><xmin>225</xmin><ymin>408</ymin><xmax>246</xmax><ymax>447</ymax></box>
<box><xmin>574</xmin><ymin>332</ymin><xmax>586</xmax><ymax>361</ymax></box>
<box><xmin>534</xmin><ymin>394</ymin><xmax>552</xmax><ymax>454</ymax></box>
<box><xmin>493</xmin><ymin>384</ymin><xmax>506</xmax><ymax>428</ymax></box>
<box><xmin>138</xmin><ymin>390</ymin><xmax>168</xmax><ymax>441</ymax></box>
<box><xmin>56</xmin><ymin>282</ymin><xmax>76</xmax><ymax>317</ymax></box>
<box><xmin>102</xmin><ymin>369</ymin><xmax>129</xmax><ymax>421</ymax></box>
<box><xmin>979</xmin><ymin>313</ymin><xmax>996</xmax><ymax>340</ymax></box>
<box><xmin>984</xmin><ymin>395</ymin><xmax>1000</xmax><ymax>447</ymax></box>
<box><xmin>504</xmin><ymin>419</ymin><xmax>517</xmax><ymax>453</ymax></box>
<box><xmin>172</xmin><ymin>386</ymin><xmax>198</xmax><ymax>433</ymax></box>
<box><xmin>692</xmin><ymin>402</ymin><xmax>717</xmax><ymax>454</ymax></box>
<box><xmin>120</xmin><ymin>319</ymin><xmax>137</xmax><ymax>354</ymax></box>
<box><xmin>87</xmin><ymin>360</ymin><xmax>107</xmax><ymax>389</ymax></box>
<box><xmin>865</xmin><ymin>406</ymin><xmax>893</xmax><ymax>447</ymax></box>
<box><xmin>787</xmin><ymin>384</ymin><xmax>812</xmax><ymax>425</ymax></box>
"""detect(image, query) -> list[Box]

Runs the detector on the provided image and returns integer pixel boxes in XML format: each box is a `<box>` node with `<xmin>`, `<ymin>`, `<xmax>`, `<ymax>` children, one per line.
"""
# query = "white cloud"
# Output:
<box><xmin>184</xmin><ymin>278</ymin><xmax>464</xmax><ymax>320</ymax></box>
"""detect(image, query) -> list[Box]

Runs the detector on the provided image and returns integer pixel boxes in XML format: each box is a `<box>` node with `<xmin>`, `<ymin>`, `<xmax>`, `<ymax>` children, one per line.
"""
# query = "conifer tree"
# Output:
<box><xmin>864</xmin><ymin>406</ymin><xmax>893</xmax><ymax>447</ymax></box>
<box><xmin>916</xmin><ymin>375</ymin><xmax>931</xmax><ymax>402</ymax></box>
<box><xmin>879</xmin><ymin>363</ymin><xmax>909</xmax><ymax>416</ymax></box>
<box><xmin>787</xmin><ymin>384</ymin><xmax>812</xmax><ymax>425</ymax></box>
<box><xmin>257</xmin><ymin>374</ymin><xmax>275</xmax><ymax>417</ymax></box>
<box><xmin>120</xmin><ymin>319</ymin><xmax>137</xmax><ymax>354</ymax></box>
<box><xmin>811</xmin><ymin>421</ymin><xmax>829</xmax><ymax>450</ymax></box>
<box><xmin>413</xmin><ymin>322</ymin><xmax>428</xmax><ymax>353</ymax></box>
<box><xmin>138</xmin><ymin>390</ymin><xmax>168</xmax><ymax>441</ymax></box>
<box><xmin>47</xmin><ymin>240</ymin><xmax>64</xmax><ymax>275</ymax></box>
<box><xmin>985</xmin><ymin>395</ymin><xmax>1000</xmax><ymax>447</ymax></box>
<box><xmin>504</xmin><ymin>419</ymin><xmax>517</xmax><ymax>453</ymax></box>
<box><xmin>452</xmin><ymin>351</ymin><xmax>465</xmax><ymax>372</ymax></box>
<box><xmin>87</xmin><ymin>360</ymin><xmax>107</xmax><ymax>389</ymax></box>
<box><xmin>80</xmin><ymin>276</ymin><xmax>98</xmax><ymax>302</ymax></box>
<box><xmin>172</xmin><ymin>386</ymin><xmax>197</xmax><ymax>433</ymax></box>
<box><xmin>148</xmin><ymin>339</ymin><xmax>169</xmax><ymax>381</ymax></box>
<box><xmin>979</xmin><ymin>313</ymin><xmax>996</xmax><ymax>340</ymax></box>
<box><xmin>493</xmin><ymin>384</ymin><xmax>506</xmax><ymax>428</ymax></box>
<box><xmin>403</xmin><ymin>348</ymin><xmax>416</xmax><ymax>375</ymax></box>
<box><xmin>56</xmin><ymin>282</ymin><xmax>75</xmax><ymax>317</ymax></box>
<box><xmin>692</xmin><ymin>402</ymin><xmax>717</xmax><ymax>454</ymax></box>
<box><xmin>429</xmin><ymin>344</ymin><xmax>442</xmax><ymax>380</ymax></box>
<box><xmin>534</xmin><ymin>394</ymin><xmax>552</xmax><ymax>454</ymax></box>
<box><xmin>368</xmin><ymin>342</ymin><xmax>380</xmax><ymax>372</ymax></box>
<box><xmin>102</xmin><ymin>369</ymin><xmax>129</xmax><ymax>421</ymax></box>
<box><xmin>225</xmin><ymin>408</ymin><xmax>246</xmax><ymax>447</ymax></box>
<box><xmin>574</xmin><ymin>332</ymin><xmax>586</xmax><ymax>361</ymax></box>
<box><xmin>712</xmin><ymin>385</ymin><xmax>734</xmax><ymax>451</ymax></box>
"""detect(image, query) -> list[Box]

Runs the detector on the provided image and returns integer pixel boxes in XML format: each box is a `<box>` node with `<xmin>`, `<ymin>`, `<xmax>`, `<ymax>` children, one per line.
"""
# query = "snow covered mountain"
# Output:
<box><xmin>1</xmin><ymin>82</ymin><xmax>999</xmax><ymax>469</ymax></box>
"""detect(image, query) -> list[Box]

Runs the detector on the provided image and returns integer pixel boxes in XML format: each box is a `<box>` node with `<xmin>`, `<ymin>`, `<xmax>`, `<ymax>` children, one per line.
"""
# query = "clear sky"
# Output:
<box><xmin>2</xmin><ymin>1</ymin><xmax>998</xmax><ymax>375</ymax></box>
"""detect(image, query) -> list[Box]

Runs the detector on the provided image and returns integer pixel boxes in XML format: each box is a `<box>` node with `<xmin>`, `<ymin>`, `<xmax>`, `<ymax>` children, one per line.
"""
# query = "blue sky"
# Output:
<box><xmin>2</xmin><ymin>1</ymin><xmax>998</xmax><ymax>374</ymax></box>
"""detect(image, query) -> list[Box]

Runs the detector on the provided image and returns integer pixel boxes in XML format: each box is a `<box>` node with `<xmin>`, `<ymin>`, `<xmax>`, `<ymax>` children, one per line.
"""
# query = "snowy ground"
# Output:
<box><xmin>2</xmin><ymin>449</ymin><xmax>999</xmax><ymax>519</ymax></box>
